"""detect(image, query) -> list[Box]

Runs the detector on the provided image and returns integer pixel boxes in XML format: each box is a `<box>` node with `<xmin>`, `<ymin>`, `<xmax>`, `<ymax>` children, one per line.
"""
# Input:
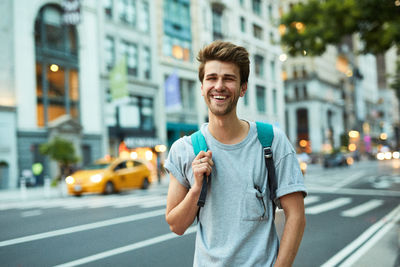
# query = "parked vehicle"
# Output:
<box><xmin>65</xmin><ymin>158</ymin><xmax>152</xmax><ymax>196</ymax></box>
<box><xmin>323</xmin><ymin>152</ymin><xmax>350</xmax><ymax>168</ymax></box>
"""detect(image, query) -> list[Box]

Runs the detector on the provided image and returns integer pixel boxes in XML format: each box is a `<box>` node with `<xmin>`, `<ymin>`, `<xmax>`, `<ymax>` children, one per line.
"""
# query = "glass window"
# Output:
<box><xmin>212</xmin><ymin>8</ymin><xmax>223</xmax><ymax>40</ymax></box>
<box><xmin>48</xmin><ymin>65</ymin><xmax>67</xmax><ymax>122</ymax></box>
<box><xmin>120</xmin><ymin>41</ymin><xmax>138</xmax><ymax>76</ymax></box>
<box><xmin>143</xmin><ymin>46</ymin><xmax>151</xmax><ymax>79</ymax></box>
<box><xmin>295</xmin><ymin>86</ymin><xmax>300</xmax><ymax>100</ymax></box>
<box><xmin>69</xmin><ymin>69</ymin><xmax>79</xmax><ymax>119</ymax></box>
<box><xmin>118</xmin><ymin>0</ymin><xmax>136</xmax><ymax>26</ymax></box>
<box><xmin>254</xmin><ymin>55</ymin><xmax>264</xmax><ymax>77</ymax></box>
<box><xmin>270</xmin><ymin>60</ymin><xmax>276</xmax><ymax>81</ymax></box>
<box><xmin>141</xmin><ymin>97</ymin><xmax>154</xmax><ymax>130</ymax></box>
<box><xmin>253</xmin><ymin>24</ymin><xmax>263</xmax><ymax>39</ymax></box>
<box><xmin>240</xmin><ymin>17</ymin><xmax>245</xmax><ymax>32</ymax></box>
<box><xmin>138</xmin><ymin>1</ymin><xmax>150</xmax><ymax>32</ymax></box>
<box><xmin>43</xmin><ymin>6</ymin><xmax>64</xmax><ymax>50</ymax></box>
<box><xmin>256</xmin><ymin>85</ymin><xmax>266</xmax><ymax>112</ymax></box>
<box><xmin>103</xmin><ymin>0</ymin><xmax>113</xmax><ymax>19</ymax></box>
<box><xmin>105</xmin><ymin>36</ymin><xmax>115</xmax><ymax>70</ymax></box>
<box><xmin>272</xmin><ymin>89</ymin><xmax>277</xmax><ymax>114</ymax></box>
<box><xmin>252</xmin><ymin>0</ymin><xmax>261</xmax><ymax>15</ymax></box>
<box><xmin>243</xmin><ymin>90</ymin><xmax>249</xmax><ymax>106</ymax></box>
<box><xmin>268</xmin><ymin>4</ymin><xmax>273</xmax><ymax>20</ymax></box>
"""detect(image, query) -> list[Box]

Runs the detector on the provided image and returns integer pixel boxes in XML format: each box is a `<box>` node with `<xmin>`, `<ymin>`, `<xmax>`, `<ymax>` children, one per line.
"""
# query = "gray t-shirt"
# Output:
<box><xmin>165</xmin><ymin>121</ymin><xmax>307</xmax><ymax>267</ymax></box>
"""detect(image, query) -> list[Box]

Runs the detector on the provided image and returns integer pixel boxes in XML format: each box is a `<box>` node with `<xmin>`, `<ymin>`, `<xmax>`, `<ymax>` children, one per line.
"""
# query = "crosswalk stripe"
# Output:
<box><xmin>341</xmin><ymin>199</ymin><xmax>384</xmax><ymax>217</ymax></box>
<box><xmin>306</xmin><ymin>198</ymin><xmax>352</xmax><ymax>215</ymax></box>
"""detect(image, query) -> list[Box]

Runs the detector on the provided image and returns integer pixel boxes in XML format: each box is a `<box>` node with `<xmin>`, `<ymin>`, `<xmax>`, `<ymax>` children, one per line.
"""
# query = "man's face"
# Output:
<box><xmin>201</xmin><ymin>60</ymin><xmax>247</xmax><ymax>117</ymax></box>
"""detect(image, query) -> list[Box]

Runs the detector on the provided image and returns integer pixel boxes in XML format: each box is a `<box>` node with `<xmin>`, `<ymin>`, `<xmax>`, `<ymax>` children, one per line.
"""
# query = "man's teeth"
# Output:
<box><xmin>214</xmin><ymin>96</ymin><xmax>226</xmax><ymax>100</ymax></box>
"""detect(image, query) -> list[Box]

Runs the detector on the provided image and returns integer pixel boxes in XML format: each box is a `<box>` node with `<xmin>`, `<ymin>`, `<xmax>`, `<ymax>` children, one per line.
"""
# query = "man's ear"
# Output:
<box><xmin>240</xmin><ymin>83</ymin><xmax>248</xmax><ymax>97</ymax></box>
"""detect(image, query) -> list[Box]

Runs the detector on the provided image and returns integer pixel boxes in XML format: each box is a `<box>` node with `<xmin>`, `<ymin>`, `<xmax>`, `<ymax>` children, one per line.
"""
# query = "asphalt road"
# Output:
<box><xmin>0</xmin><ymin>159</ymin><xmax>399</xmax><ymax>267</ymax></box>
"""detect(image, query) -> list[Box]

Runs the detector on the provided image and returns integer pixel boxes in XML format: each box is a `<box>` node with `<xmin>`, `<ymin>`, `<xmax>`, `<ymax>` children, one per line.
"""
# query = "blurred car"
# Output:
<box><xmin>323</xmin><ymin>152</ymin><xmax>351</xmax><ymax>168</ymax></box>
<box><xmin>65</xmin><ymin>158</ymin><xmax>152</xmax><ymax>196</ymax></box>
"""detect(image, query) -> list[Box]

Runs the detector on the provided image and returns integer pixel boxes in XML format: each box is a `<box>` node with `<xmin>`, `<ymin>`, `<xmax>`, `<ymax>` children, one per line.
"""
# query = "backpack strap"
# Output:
<box><xmin>190</xmin><ymin>130</ymin><xmax>209</xmax><ymax>221</ymax></box>
<box><xmin>255</xmin><ymin>122</ymin><xmax>278</xmax><ymax>218</ymax></box>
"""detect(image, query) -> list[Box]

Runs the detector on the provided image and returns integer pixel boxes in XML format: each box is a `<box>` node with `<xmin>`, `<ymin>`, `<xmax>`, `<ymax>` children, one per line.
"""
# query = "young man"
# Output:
<box><xmin>165</xmin><ymin>41</ymin><xmax>307</xmax><ymax>266</ymax></box>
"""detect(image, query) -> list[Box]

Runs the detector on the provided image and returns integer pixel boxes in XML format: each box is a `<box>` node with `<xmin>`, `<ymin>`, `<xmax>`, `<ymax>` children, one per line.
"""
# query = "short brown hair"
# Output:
<box><xmin>197</xmin><ymin>41</ymin><xmax>250</xmax><ymax>85</ymax></box>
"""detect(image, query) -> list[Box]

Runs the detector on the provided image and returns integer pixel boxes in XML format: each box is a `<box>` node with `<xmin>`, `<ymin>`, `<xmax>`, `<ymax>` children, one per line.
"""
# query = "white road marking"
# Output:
<box><xmin>140</xmin><ymin>199</ymin><xmax>167</xmax><ymax>208</ymax></box>
<box><xmin>304</xmin><ymin>195</ymin><xmax>320</xmax><ymax>205</ymax></box>
<box><xmin>53</xmin><ymin>226</ymin><xmax>197</xmax><ymax>267</ymax></box>
<box><xmin>333</xmin><ymin>171</ymin><xmax>367</xmax><ymax>189</ymax></box>
<box><xmin>321</xmin><ymin>204</ymin><xmax>400</xmax><ymax>267</ymax></box>
<box><xmin>341</xmin><ymin>199</ymin><xmax>384</xmax><ymax>217</ymax></box>
<box><xmin>20</xmin><ymin>210</ymin><xmax>43</xmax><ymax>217</ymax></box>
<box><xmin>306</xmin><ymin>198</ymin><xmax>352</xmax><ymax>215</ymax></box>
<box><xmin>338</xmin><ymin>206</ymin><xmax>400</xmax><ymax>266</ymax></box>
<box><xmin>0</xmin><ymin>209</ymin><xmax>165</xmax><ymax>247</ymax></box>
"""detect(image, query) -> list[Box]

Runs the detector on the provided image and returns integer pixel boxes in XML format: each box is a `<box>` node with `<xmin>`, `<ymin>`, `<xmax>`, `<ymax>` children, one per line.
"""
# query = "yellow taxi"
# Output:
<box><xmin>65</xmin><ymin>158</ymin><xmax>152</xmax><ymax>196</ymax></box>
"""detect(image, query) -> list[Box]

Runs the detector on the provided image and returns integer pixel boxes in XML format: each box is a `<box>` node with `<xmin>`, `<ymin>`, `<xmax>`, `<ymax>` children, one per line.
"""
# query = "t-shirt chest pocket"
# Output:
<box><xmin>241</xmin><ymin>184</ymin><xmax>269</xmax><ymax>221</ymax></box>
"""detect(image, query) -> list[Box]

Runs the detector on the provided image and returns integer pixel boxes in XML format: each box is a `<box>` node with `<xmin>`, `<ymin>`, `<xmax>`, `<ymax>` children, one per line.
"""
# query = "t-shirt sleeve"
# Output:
<box><xmin>272</xmin><ymin>128</ymin><xmax>307</xmax><ymax>208</ymax></box>
<box><xmin>164</xmin><ymin>137</ymin><xmax>193</xmax><ymax>189</ymax></box>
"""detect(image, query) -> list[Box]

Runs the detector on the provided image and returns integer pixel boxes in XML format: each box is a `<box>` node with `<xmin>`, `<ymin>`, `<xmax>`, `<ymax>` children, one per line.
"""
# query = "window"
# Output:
<box><xmin>270</xmin><ymin>60</ymin><xmax>276</xmax><ymax>81</ymax></box>
<box><xmin>143</xmin><ymin>46</ymin><xmax>151</xmax><ymax>79</ymax></box>
<box><xmin>252</xmin><ymin>0</ymin><xmax>261</xmax><ymax>15</ymax></box>
<box><xmin>253</xmin><ymin>24</ymin><xmax>263</xmax><ymax>39</ymax></box>
<box><xmin>240</xmin><ymin>17</ymin><xmax>245</xmax><ymax>32</ymax></box>
<box><xmin>138</xmin><ymin>0</ymin><xmax>149</xmax><ymax>32</ymax></box>
<box><xmin>120</xmin><ymin>41</ymin><xmax>138</xmax><ymax>76</ymax></box>
<box><xmin>295</xmin><ymin>86</ymin><xmax>300</xmax><ymax>100</ymax></box>
<box><xmin>105</xmin><ymin>36</ymin><xmax>115</xmax><ymax>70</ymax></box>
<box><xmin>254</xmin><ymin>55</ymin><xmax>264</xmax><ymax>77</ymax></box>
<box><xmin>141</xmin><ymin>97</ymin><xmax>154</xmax><ymax>130</ymax></box>
<box><xmin>269</xmin><ymin>32</ymin><xmax>275</xmax><ymax>44</ymax></box>
<box><xmin>118</xmin><ymin>0</ymin><xmax>136</xmax><ymax>26</ymax></box>
<box><xmin>243</xmin><ymin>90</ymin><xmax>249</xmax><ymax>106</ymax></box>
<box><xmin>212</xmin><ymin>7</ymin><xmax>223</xmax><ymax>40</ymax></box>
<box><xmin>256</xmin><ymin>85</ymin><xmax>266</xmax><ymax>112</ymax></box>
<box><xmin>103</xmin><ymin>0</ymin><xmax>113</xmax><ymax>19</ymax></box>
<box><xmin>239</xmin><ymin>0</ymin><xmax>244</xmax><ymax>6</ymax></box>
<box><xmin>35</xmin><ymin>5</ymin><xmax>79</xmax><ymax>127</ymax></box>
<box><xmin>268</xmin><ymin>4</ymin><xmax>273</xmax><ymax>20</ymax></box>
<box><xmin>303</xmin><ymin>85</ymin><xmax>308</xmax><ymax>99</ymax></box>
<box><xmin>163</xmin><ymin>0</ymin><xmax>192</xmax><ymax>61</ymax></box>
<box><xmin>272</xmin><ymin>89</ymin><xmax>277</xmax><ymax>114</ymax></box>
<box><xmin>293</xmin><ymin>67</ymin><xmax>298</xmax><ymax>79</ymax></box>
<box><xmin>302</xmin><ymin>66</ymin><xmax>308</xmax><ymax>77</ymax></box>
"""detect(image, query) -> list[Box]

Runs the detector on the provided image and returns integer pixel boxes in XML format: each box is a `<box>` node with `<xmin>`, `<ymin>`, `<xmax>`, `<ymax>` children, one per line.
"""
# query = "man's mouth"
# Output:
<box><xmin>213</xmin><ymin>95</ymin><xmax>227</xmax><ymax>100</ymax></box>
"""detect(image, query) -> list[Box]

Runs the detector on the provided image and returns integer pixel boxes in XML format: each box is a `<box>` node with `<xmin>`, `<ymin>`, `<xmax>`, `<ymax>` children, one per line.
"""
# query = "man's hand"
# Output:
<box><xmin>191</xmin><ymin>151</ymin><xmax>213</xmax><ymax>192</ymax></box>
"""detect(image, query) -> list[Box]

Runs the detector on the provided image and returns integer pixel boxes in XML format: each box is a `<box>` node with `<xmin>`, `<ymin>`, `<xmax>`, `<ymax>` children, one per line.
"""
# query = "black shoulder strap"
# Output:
<box><xmin>256</xmin><ymin>122</ymin><xmax>278</xmax><ymax>219</ymax></box>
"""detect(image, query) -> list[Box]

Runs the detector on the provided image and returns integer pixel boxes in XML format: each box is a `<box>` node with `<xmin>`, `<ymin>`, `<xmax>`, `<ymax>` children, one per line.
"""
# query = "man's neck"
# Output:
<box><xmin>208</xmin><ymin>112</ymin><xmax>249</xmax><ymax>145</ymax></box>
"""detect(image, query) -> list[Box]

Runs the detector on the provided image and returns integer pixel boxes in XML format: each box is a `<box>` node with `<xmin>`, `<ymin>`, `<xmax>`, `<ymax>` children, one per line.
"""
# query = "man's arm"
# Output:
<box><xmin>274</xmin><ymin>192</ymin><xmax>306</xmax><ymax>267</ymax></box>
<box><xmin>165</xmin><ymin>174</ymin><xmax>201</xmax><ymax>235</ymax></box>
<box><xmin>165</xmin><ymin>150</ymin><xmax>213</xmax><ymax>235</ymax></box>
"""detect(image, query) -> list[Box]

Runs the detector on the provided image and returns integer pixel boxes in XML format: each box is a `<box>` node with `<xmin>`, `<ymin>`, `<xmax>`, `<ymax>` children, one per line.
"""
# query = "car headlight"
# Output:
<box><xmin>90</xmin><ymin>174</ymin><xmax>103</xmax><ymax>183</ymax></box>
<box><xmin>65</xmin><ymin>176</ymin><xmax>75</xmax><ymax>185</ymax></box>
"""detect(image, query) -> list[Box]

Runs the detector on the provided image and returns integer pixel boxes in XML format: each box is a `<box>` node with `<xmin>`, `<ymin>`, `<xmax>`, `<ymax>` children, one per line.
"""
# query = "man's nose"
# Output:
<box><xmin>215</xmin><ymin>78</ymin><xmax>223</xmax><ymax>90</ymax></box>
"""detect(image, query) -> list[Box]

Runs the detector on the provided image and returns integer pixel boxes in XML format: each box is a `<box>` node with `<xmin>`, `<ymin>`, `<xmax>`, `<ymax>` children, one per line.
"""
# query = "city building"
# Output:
<box><xmin>0</xmin><ymin>0</ymin><xmax>105</xmax><ymax>188</ymax></box>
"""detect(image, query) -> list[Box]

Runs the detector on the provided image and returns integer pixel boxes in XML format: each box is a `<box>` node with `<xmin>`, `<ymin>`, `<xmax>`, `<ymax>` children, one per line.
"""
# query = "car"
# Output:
<box><xmin>65</xmin><ymin>158</ymin><xmax>152</xmax><ymax>196</ymax></box>
<box><xmin>323</xmin><ymin>152</ymin><xmax>350</xmax><ymax>168</ymax></box>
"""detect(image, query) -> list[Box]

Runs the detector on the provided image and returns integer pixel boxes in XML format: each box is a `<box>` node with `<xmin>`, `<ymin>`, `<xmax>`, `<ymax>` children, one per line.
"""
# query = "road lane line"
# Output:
<box><xmin>53</xmin><ymin>226</ymin><xmax>197</xmax><ymax>267</ymax></box>
<box><xmin>20</xmin><ymin>210</ymin><xmax>43</xmax><ymax>217</ymax></box>
<box><xmin>321</xmin><ymin>204</ymin><xmax>400</xmax><ymax>267</ymax></box>
<box><xmin>306</xmin><ymin>198</ymin><xmax>352</xmax><ymax>215</ymax></box>
<box><xmin>0</xmin><ymin>209</ymin><xmax>165</xmax><ymax>247</ymax></box>
<box><xmin>341</xmin><ymin>199</ymin><xmax>384</xmax><ymax>217</ymax></box>
<box><xmin>304</xmin><ymin>195</ymin><xmax>320</xmax><ymax>206</ymax></box>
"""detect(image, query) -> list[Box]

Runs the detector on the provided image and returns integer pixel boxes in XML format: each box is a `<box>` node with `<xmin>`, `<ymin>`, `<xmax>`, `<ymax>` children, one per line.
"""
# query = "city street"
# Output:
<box><xmin>0</xmin><ymin>160</ymin><xmax>399</xmax><ymax>267</ymax></box>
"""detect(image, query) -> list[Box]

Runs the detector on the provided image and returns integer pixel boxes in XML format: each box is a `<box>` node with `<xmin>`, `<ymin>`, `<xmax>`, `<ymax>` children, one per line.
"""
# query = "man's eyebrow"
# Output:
<box><xmin>205</xmin><ymin>73</ymin><xmax>237</xmax><ymax>78</ymax></box>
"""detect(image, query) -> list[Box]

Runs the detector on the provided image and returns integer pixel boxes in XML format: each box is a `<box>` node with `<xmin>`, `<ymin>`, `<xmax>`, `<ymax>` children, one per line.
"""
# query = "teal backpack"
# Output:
<box><xmin>191</xmin><ymin>122</ymin><xmax>278</xmax><ymax>220</ymax></box>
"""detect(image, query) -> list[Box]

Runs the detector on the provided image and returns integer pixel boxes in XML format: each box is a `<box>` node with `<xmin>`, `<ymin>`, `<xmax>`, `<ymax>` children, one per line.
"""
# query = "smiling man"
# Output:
<box><xmin>165</xmin><ymin>41</ymin><xmax>307</xmax><ymax>267</ymax></box>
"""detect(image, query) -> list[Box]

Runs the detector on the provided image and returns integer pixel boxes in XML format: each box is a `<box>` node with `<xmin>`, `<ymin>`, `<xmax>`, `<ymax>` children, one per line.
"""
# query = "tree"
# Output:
<box><xmin>39</xmin><ymin>137</ymin><xmax>79</xmax><ymax>180</ymax></box>
<box><xmin>280</xmin><ymin>0</ymin><xmax>400</xmax><ymax>56</ymax></box>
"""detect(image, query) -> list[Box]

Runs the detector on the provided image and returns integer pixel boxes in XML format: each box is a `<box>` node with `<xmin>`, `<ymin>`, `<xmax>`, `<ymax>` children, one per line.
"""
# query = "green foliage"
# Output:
<box><xmin>280</xmin><ymin>0</ymin><xmax>400</xmax><ymax>56</ymax></box>
<box><xmin>39</xmin><ymin>137</ymin><xmax>79</xmax><ymax>165</ymax></box>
